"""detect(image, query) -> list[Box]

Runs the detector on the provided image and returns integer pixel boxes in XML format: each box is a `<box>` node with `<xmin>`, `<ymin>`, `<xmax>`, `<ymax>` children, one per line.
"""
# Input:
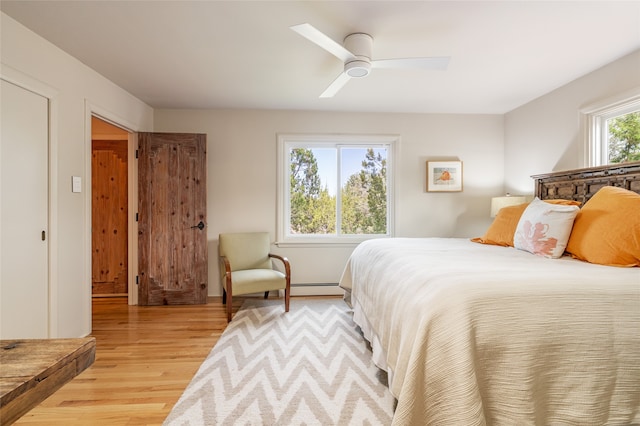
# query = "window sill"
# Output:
<box><xmin>275</xmin><ymin>235</ymin><xmax>390</xmax><ymax>248</ymax></box>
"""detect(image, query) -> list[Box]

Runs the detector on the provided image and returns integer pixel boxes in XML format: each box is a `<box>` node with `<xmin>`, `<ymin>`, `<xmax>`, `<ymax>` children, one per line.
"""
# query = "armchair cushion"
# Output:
<box><xmin>229</xmin><ymin>269</ymin><xmax>287</xmax><ymax>296</ymax></box>
<box><xmin>219</xmin><ymin>232</ymin><xmax>272</xmax><ymax>271</ymax></box>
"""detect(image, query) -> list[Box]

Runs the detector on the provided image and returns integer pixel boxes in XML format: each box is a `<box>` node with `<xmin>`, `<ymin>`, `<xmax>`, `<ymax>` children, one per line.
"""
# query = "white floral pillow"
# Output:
<box><xmin>514</xmin><ymin>197</ymin><xmax>580</xmax><ymax>259</ymax></box>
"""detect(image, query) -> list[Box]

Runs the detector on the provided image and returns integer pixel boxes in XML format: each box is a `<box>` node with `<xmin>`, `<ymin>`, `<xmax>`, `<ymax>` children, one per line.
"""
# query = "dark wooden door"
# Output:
<box><xmin>138</xmin><ymin>132</ymin><xmax>207</xmax><ymax>305</ymax></box>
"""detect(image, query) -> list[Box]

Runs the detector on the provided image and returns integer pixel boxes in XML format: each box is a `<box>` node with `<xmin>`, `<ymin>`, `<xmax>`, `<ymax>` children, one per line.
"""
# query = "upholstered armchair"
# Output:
<box><xmin>218</xmin><ymin>232</ymin><xmax>290</xmax><ymax>322</ymax></box>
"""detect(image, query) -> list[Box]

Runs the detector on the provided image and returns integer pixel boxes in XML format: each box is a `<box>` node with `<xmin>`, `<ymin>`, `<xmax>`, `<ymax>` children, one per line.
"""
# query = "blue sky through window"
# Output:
<box><xmin>313</xmin><ymin>147</ymin><xmax>386</xmax><ymax>196</ymax></box>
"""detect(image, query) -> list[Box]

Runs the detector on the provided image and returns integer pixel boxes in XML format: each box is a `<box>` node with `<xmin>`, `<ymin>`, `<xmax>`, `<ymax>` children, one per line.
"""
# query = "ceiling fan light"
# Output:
<box><xmin>345</xmin><ymin>60</ymin><xmax>371</xmax><ymax>78</ymax></box>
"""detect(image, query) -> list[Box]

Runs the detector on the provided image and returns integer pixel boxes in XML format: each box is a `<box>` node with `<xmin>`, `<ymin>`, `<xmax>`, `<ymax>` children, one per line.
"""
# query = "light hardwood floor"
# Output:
<box><xmin>13</xmin><ymin>296</ymin><xmax>254</xmax><ymax>425</ymax></box>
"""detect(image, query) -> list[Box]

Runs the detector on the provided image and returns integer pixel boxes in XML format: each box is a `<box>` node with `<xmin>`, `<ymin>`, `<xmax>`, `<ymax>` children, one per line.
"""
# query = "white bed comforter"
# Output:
<box><xmin>339</xmin><ymin>238</ymin><xmax>640</xmax><ymax>425</ymax></box>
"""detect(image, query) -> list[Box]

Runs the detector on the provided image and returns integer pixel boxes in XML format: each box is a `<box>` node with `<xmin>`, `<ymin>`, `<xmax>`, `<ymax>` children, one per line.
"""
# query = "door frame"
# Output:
<box><xmin>1</xmin><ymin>64</ymin><xmax>59</xmax><ymax>336</ymax></box>
<box><xmin>85</xmin><ymin>103</ymin><xmax>139</xmax><ymax>305</ymax></box>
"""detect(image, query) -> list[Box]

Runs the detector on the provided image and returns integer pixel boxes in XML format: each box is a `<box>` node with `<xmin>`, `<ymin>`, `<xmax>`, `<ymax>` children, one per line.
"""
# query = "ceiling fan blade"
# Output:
<box><xmin>290</xmin><ymin>23</ymin><xmax>356</xmax><ymax>63</ymax></box>
<box><xmin>320</xmin><ymin>72</ymin><xmax>352</xmax><ymax>98</ymax></box>
<box><xmin>371</xmin><ymin>56</ymin><xmax>450</xmax><ymax>70</ymax></box>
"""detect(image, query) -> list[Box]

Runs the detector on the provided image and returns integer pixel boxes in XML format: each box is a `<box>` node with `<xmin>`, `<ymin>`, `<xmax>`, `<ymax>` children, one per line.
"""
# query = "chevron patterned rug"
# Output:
<box><xmin>163</xmin><ymin>298</ymin><xmax>396</xmax><ymax>425</ymax></box>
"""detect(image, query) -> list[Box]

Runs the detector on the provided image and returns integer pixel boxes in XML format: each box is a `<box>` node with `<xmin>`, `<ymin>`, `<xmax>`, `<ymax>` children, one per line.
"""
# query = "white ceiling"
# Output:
<box><xmin>2</xmin><ymin>1</ymin><xmax>639</xmax><ymax>114</ymax></box>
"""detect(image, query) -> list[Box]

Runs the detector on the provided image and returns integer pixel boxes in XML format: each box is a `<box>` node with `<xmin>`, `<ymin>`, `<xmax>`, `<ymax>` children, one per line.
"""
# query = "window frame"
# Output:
<box><xmin>276</xmin><ymin>133</ymin><xmax>397</xmax><ymax>247</ymax></box>
<box><xmin>582</xmin><ymin>88</ymin><xmax>640</xmax><ymax>167</ymax></box>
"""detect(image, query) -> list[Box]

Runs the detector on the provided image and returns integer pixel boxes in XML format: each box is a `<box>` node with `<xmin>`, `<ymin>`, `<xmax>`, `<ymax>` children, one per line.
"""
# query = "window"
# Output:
<box><xmin>583</xmin><ymin>90</ymin><xmax>640</xmax><ymax>166</ymax></box>
<box><xmin>603</xmin><ymin>108</ymin><xmax>640</xmax><ymax>164</ymax></box>
<box><xmin>277</xmin><ymin>134</ymin><xmax>396</xmax><ymax>246</ymax></box>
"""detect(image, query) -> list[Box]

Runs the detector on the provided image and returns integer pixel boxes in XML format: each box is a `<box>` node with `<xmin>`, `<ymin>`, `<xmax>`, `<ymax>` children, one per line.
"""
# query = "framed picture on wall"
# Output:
<box><xmin>426</xmin><ymin>161</ymin><xmax>463</xmax><ymax>192</ymax></box>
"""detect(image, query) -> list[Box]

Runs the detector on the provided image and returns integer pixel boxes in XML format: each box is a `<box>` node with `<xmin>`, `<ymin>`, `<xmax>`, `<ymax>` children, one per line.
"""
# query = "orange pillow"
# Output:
<box><xmin>472</xmin><ymin>199</ymin><xmax>581</xmax><ymax>247</ymax></box>
<box><xmin>566</xmin><ymin>186</ymin><xmax>640</xmax><ymax>267</ymax></box>
<box><xmin>471</xmin><ymin>203</ymin><xmax>528</xmax><ymax>246</ymax></box>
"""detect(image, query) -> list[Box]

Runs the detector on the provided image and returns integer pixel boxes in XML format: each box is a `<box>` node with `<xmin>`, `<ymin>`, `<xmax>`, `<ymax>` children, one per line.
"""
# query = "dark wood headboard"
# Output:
<box><xmin>532</xmin><ymin>161</ymin><xmax>640</xmax><ymax>203</ymax></box>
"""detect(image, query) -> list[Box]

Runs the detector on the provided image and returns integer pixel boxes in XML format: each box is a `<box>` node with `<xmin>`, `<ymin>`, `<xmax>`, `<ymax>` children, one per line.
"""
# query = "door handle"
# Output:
<box><xmin>191</xmin><ymin>221</ymin><xmax>205</xmax><ymax>230</ymax></box>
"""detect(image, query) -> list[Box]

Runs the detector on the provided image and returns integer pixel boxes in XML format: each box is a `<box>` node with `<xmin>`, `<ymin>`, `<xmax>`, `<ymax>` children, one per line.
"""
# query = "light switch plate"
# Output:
<box><xmin>72</xmin><ymin>176</ymin><xmax>82</xmax><ymax>193</ymax></box>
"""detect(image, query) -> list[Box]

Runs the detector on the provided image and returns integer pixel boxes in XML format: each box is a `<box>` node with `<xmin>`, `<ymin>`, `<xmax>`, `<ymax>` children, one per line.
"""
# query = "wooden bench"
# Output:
<box><xmin>0</xmin><ymin>337</ymin><xmax>96</xmax><ymax>425</ymax></box>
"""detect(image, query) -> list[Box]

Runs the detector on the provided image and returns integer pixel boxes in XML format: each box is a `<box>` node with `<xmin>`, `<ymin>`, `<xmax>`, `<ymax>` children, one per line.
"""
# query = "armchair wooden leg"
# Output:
<box><xmin>264</xmin><ymin>291</ymin><xmax>269</xmax><ymax>299</ymax></box>
<box><xmin>222</xmin><ymin>288</ymin><xmax>227</xmax><ymax>305</ymax></box>
<box><xmin>226</xmin><ymin>293</ymin><xmax>232</xmax><ymax>322</ymax></box>
<box><xmin>285</xmin><ymin>287</ymin><xmax>290</xmax><ymax>313</ymax></box>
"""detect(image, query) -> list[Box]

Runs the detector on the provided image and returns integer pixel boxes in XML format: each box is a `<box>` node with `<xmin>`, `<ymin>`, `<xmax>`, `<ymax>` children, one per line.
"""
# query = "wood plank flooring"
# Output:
<box><xmin>12</xmin><ymin>296</ymin><xmax>250</xmax><ymax>425</ymax></box>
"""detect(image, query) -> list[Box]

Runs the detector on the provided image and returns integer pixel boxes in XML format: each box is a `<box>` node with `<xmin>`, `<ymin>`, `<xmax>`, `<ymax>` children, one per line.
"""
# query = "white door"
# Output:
<box><xmin>1</xmin><ymin>79</ymin><xmax>49</xmax><ymax>339</ymax></box>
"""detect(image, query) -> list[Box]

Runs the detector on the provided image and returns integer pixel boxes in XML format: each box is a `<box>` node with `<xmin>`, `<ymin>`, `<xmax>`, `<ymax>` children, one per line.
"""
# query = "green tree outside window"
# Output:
<box><xmin>289</xmin><ymin>147</ymin><xmax>387</xmax><ymax>236</ymax></box>
<box><xmin>608</xmin><ymin>111</ymin><xmax>640</xmax><ymax>163</ymax></box>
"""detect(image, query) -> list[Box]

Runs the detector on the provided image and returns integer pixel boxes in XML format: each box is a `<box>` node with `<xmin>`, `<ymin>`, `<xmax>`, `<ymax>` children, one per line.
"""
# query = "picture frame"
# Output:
<box><xmin>426</xmin><ymin>161</ymin><xmax>463</xmax><ymax>192</ymax></box>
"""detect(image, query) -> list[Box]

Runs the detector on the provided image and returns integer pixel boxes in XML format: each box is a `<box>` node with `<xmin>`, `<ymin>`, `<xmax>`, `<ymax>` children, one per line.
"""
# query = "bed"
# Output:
<box><xmin>339</xmin><ymin>162</ymin><xmax>640</xmax><ymax>425</ymax></box>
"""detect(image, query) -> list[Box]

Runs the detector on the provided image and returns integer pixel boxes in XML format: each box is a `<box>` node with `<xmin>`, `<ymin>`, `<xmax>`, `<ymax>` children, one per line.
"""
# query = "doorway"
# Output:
<box><xmin>91</xmin><ymin>116</ymin><xmax>130</xmax><ymax>298</ymax></box>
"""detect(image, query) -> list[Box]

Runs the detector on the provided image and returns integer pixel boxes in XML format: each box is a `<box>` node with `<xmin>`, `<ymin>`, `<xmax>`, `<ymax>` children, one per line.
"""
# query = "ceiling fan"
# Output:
<box><xmin>290</xmin><ymin>23</ymin><xmax>450</xmax><ymax>98</ymax></box>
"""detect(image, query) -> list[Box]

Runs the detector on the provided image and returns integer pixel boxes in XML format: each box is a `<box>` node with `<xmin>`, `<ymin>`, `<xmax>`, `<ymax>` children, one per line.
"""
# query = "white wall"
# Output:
<box><xmin>1</xmin><ymin>13</ymin><xmax>154</xmax><ymax>337</ymax></box>
<box><xmin>504</xmin><ymin>49</ymin><xmax>640</xmax><ymax>195</ymax></box>
<box><xmin>154</xmin><ymin>109</ymin><xmax>504</xmax><ymax>295</ymax></box>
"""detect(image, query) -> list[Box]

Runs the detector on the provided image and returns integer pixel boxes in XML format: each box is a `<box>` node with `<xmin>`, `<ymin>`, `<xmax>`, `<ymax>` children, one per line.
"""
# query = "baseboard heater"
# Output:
<box><xmin>289</xmin><ymin>283</ymin><xmax>344</xmax><ymax>296</ymax></box>
<box><xmin>291</xmin><ymin>282</ymin><xmax>337</xmax><ymax>287</ymax></box>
